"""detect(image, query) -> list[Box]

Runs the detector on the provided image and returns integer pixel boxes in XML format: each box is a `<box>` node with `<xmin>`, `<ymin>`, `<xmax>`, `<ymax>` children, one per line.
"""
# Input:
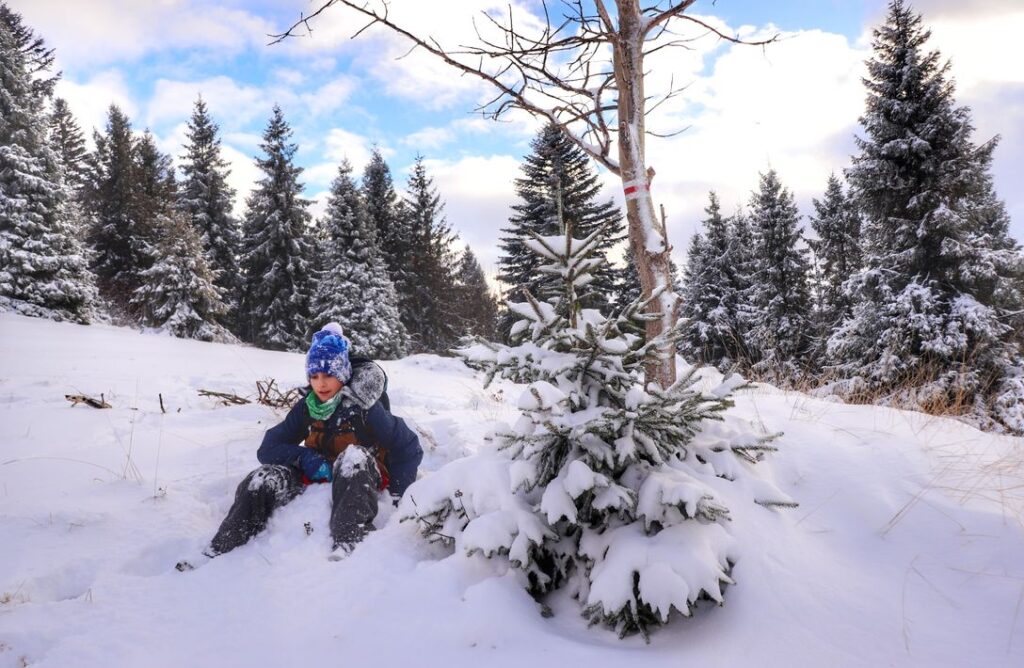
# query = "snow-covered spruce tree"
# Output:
<box><xmin>830</xmin><ymin>0</ymin><xmax>1024</xmax><ymax>433</ymax></box>
<box><xmin>679</xmin><ymin>192</ymin><xmax>747</xmax><ymax>370</ymax></box>
<box><xmin>0</xmin><ymin>2</ymin><xmax>56</xmax><ymax>100</ymax></box>
<box><xmin>123</xmin><ymin>130</ymin><xmax>179</xmax><ymax>308</ymax></box>
<box><xmin>362</xmin><ymin>149</ymin><xmax>414</xmax><ymax>310</ymax></box>
<box><xmin>402</xmin><ymin>156</ymin><xmax>460</xmax><ymax>353</ymax></box>
<box><xmin>745</xmin><ymin>170</ymin><xmax>812</xmax><ymax>383</ymax></box>
<box><xmin>618</xmin><ymin>251</ymin><xmax>642</xmax><ymax>310</ymax></box>
<box><xmin>399</xmin><ymin>222</ymin><xmax>793</xmax><ymax>639</ymax></box>
<box><xmin>311</xmin><ymin>159</ymin><xmax>408</xmax><ymax>359</ymax></box>
<box><xmin>453</xmin><ymin>246</ymin><xmax>499</xmax><ymax>341</ymax></box>
<box><xmin>179</xmin><ymin>96</ymin><xmax>240</xmax><ymax>326</ymax></box>
<box><xmin>48</xmin><ymin>98</ymin><xmax>89</xmax><ymax>192</ymax></box>
<box><xmin>130</xmin><ymin>210</ymin><xmax>229</xmax><ymax>341</ymax></box>
<box><xmin>807</xmin><ymin>174</ymin><xmax>862</xmax><ymax>347</ymax></box>
<box><xmin>238</xmin><ymin>105</ymin><xmax>313</xmax><ymax>351</ymax></box>
<box><xmin>497</xmin><ymin>122</ymin><xmax>626</xmax><ymax>340</ymax></box>
<box><xmin>728</xmin><ymin>208</ymin><xmax>757</xmax><ymax>351</ymax></box>
<box><xmin>84</xmin><ymin>105</ymin><xmax>148</xmax><ymax>308</ymax></box>
<box><xmin>679</xmin><ymin>230</ymin><xmax>705</xmax><ymax>343</ymax></box>
<box><xmin>0</xmin><ymin>19</ymin><xmax>95</xmax><ymax>322</ymax></box>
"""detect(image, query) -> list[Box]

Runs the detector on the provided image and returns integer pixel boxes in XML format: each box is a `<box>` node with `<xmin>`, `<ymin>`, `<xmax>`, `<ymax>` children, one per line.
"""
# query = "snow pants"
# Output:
<box><xmin>209</xmin><ymin>446</ymin><xmax>382</xmax><ymax>555</ymax></box>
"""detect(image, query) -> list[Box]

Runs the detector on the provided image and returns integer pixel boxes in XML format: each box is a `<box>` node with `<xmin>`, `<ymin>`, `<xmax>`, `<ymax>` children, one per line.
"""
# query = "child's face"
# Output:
<box><xmin>310</xmin><ymin>372</ymin><xmax>343</xmax><ymax>402</ymax></box>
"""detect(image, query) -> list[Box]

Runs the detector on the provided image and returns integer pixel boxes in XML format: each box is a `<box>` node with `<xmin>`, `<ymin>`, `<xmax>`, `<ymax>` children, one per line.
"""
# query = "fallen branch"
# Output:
<box><xmin>256</xmin><ymin>379</ymin><xmax>304</xmax><ymax>409</ymax></box>
<box><xmin>197</xmin><ymin>379</ymin><xmax>304</xmax><ymax>409</ymax></box>
<box><xmin>197</xmin><ymin>389</ymin><xmax>251</xmax><ymax>406</ymax></box>
<box><xmin>65</xmin><ymin>394</ymin><xmax>111</xmax><ymax>409</ymax></box>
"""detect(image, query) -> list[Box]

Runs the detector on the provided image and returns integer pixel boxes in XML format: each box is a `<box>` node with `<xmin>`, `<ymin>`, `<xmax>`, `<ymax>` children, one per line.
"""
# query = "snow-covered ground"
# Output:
<box><xmin>1</xmin><ymin>313</ymin><xmax>1022</xmax><ymax>667</ymax></box>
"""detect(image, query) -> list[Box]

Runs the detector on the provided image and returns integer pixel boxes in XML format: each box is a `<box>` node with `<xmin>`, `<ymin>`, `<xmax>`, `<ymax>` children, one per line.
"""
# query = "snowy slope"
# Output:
<box><xmin>1</xmin><ymin>313</ymin><xmax>1022</xmax><ymax>667</ymax></box>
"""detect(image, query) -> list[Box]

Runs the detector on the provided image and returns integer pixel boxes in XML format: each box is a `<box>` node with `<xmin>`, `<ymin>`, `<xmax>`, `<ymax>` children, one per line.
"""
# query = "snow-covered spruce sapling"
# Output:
<box><xmin>399</xmin><ymin>222</ymin><xmax>793</xmax><ymax>639</ymax></box>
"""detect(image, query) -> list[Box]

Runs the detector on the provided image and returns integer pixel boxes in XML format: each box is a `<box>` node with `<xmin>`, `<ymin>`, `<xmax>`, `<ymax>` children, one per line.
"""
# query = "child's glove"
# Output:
<box><xmin>310</xmin><ymin>461</ymin><xmax>332</xmax><ymax>483</ymax></box>
<box><xmin>298</xmin><ymin>450</ymin><xmax>332</xmax><ymax>483</ymax></box>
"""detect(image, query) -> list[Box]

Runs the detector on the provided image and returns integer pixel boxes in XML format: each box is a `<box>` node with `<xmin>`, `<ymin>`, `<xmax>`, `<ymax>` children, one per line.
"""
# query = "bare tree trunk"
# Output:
<box><xmin>613</xmin><ymin>0</ymin><xmax>677</xmax><ymax>388</ymax></box>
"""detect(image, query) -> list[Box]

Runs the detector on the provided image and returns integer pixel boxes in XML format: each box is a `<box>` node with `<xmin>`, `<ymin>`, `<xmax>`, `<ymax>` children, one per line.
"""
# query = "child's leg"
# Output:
<box><xmin>209</xmin><ymin>464</ymin><xmax>304</xmax><ymax>555</ymax></box>
<box><xmin>329</xmin><ymin>446</ymin><xmax>382</xmax><ymax>551</ymax></box>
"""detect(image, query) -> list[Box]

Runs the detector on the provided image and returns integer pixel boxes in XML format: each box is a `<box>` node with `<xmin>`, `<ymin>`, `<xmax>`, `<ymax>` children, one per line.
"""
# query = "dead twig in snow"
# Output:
<box><xmin>65</xmin><ymin>393</ymin><xmax>111</xmax><ymax>409</ymax></box>
<box><xmin>197</xmin><ymin>389</ymin><xmax>251</xmax><ymax>406</ymax></box>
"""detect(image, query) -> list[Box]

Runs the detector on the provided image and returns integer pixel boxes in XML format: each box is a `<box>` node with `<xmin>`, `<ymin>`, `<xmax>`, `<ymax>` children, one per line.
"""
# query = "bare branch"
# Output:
<box><xmin>676</xmin><ymin>13</ymin><xmax>779</xmax><ymax>47</ymax></box>
<box><xmin>643</xmin><ymin>0</ymin><xmax>698</xmax><ymax>35</ymax></box>
<box><xmin>271</xmin><ymin>0</ymin><xmax>783</xmax><ymax>388</ymax></box>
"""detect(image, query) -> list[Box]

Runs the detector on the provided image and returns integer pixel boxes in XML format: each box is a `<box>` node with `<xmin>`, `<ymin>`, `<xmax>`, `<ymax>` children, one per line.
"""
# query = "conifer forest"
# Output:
<box><xmin>3</xmin><ymin>0</ymin><xmax>1020</xmax><ymax>433</ymax></box>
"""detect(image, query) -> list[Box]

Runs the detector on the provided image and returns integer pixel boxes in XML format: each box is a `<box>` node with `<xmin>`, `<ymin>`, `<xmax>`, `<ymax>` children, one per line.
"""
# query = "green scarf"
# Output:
<box><xmin>306</xmin><ymin>390</ymin><xmax>343</xmax><ymax>420</ymax></box>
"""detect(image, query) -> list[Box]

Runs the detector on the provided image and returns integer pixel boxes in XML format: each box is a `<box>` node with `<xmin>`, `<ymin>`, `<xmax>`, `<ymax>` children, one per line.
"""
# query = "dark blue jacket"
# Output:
<box><xmin>257</xmin><ymin>398</ymin><xmax>423</xmax><ymax>497</ymax></box>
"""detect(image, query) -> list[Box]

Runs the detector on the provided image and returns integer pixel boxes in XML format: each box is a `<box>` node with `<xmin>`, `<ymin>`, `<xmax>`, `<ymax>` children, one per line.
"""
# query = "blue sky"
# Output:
<box><xmin>19</xmin><ymin>0</ymin><xmax>1024</xmax><ymax>284</ymax></box>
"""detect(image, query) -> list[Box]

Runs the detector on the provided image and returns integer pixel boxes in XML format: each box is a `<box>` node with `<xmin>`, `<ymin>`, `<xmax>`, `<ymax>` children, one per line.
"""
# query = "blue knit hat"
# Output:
<box><xmin>306</xmin><ymin>323</ymin><xmax>352</xmax><ymax>382</ymax></box>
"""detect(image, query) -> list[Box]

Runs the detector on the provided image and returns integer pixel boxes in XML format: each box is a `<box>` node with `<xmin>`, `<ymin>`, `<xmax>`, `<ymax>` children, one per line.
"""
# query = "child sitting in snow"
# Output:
<box><xmin>179</xmin><ymin>323</ymin><xmax>422</xmax><ymax>567</ymax></box>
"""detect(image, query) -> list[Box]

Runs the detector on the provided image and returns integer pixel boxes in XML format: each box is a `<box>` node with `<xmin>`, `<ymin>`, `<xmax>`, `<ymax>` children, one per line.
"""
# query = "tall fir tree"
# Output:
<box><xmin>362</xmin><ymin>149</ymin><xmax>413</xmax><ymax>307</ymax></box>
<box><xmin>84</xmin><ymin>105</ymin><xmax>144</xmax><ymax>306</ymax></box>
<box><xmin>0</xmin><ymin>3</ymin><xmax>57</xmax><ymax>99</ymax></box>
<box><xmin>452</xmin><ymin>246</ymin><xmax>498</xmax><ymax>341</ymax></box>
<box><xmin>133</xmin><ymin>131</ymin><xmax>177</xmax><ymax>229</ymax></box>
<box><xmin>745</xmin><ymin>170</ymin><xmax>812</xmax><ymax>382</ymax></box>
<box><xmin>498</xmin><ymin>122</ymin><xmax>626</xmax><ymax>340</ymax></box>
<box><xmin>830</xmin><ymin>0</ymin><xmax>1024</xmax><ymax>432</ymax></box>
<box><xmin>179</xmin><ymin>96</ymin><xmax>240</xmax><ymax>326</ymax></box>
<box><xmin>0</xmin><ymin>16</ymin><xmax>95</xmax><ymax>322</ymax></box>
<box><xmin>131</xmin><ymin>210</ymin><xmax>229</xmax><ymax>341</ymax></box>
<box><xmin>312</xmin><ymin>160</ymin><xmax>408</xmax><ymax>359</ymax></box>
<box><xmin>48</xmin><ymin>98</ymin><xmax>89</xmax><ymax>191</ymax></box>
<box><xmin>402</xmin><ymin>156</ymin><xmax>460</xmax><ymax>352</ymax></box>
<box><xmin>729</xmin><ymin>207</ymin><xmax>757</xmax><ymax>343</ymax></box>
<box><xmin>618</xmin><ymin>251</ymin><xmax>642</xmax><ymax>310</ymax></box>
<box><xmin>239</xmin><ymin>105</ymin><xmax>313</xmax><ymax>351</ymax></box>
<box><xmin>679</xmin><ymin>230</ymin><xmax>706</xmax><ymax>343</ymax></box>
<box><xmin>807</xmin><ymin>174</ymin><xmax>863</xmax><ymax>361</ymax></box>
<box><xmin>679</xmin><ymin>192</ymin><xmax>748</xmax><ymax>370</ymax></box>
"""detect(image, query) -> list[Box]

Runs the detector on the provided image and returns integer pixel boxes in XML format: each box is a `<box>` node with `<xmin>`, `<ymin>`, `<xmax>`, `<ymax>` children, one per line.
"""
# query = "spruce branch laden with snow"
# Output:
<box><xmin>400</xmin><ymin>222</ymin><xmax>792</xmax><ymax>640</ymax></box>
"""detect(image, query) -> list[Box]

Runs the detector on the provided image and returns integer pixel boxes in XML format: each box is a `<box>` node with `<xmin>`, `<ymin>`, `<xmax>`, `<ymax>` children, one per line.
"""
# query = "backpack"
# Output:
<box><xmin>350</xmin><ymin>355</ymin><xmax>390</xmax><ymax>412</ymax></box>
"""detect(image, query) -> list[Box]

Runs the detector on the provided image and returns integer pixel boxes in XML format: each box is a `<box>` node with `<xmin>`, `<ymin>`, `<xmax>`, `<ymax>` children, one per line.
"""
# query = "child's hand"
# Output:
<box><xmin>298</xmin><ymin>450</ymin><xmax>332</xmax><ymax>482</ymax></box>
<box><xmin>310</xmin><ymin>461</ymin><xmax>332</xmax><ymax>483</ymax></box>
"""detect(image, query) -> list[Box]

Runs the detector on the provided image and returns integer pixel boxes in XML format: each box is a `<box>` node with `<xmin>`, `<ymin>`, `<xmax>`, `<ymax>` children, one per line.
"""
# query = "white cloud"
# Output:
<box><xmin>309</xmin><ymin>190</ymin><xmax>331</xmax><ymax>221</ymax></box>
<box><xmin>590</xmin><ymin>26</ymin><xmax>868</xmax><ymax>260</ymax></box>
<box><xmin>156</xmin><ymin>123</ymin><xmax>191</xmax><ymax>166</ymax></box>
<box><xmin>300</xmin><ymin>75</ymin><xmax>360</xmax><ymax>116</ymax></box>
<box><xmin>322</xmin><ymin>128</ymin><xmax>382</xmax><ymax>172</ymax></box>
<box><xmin>272</xmin><ymin>68</ymin><xmax>307</xmax><ymax>86</ymax></box>
<box><xmin>142</xmin><ymin>73</ymin><xmax>359</xmax><ymax>142</ymax></box>
<box><xmin>21</xmin><ymin>0</ymin><xmax>275</xmax><ymax>66</ymax></box>
<box><xmin>928</xmin><ymin>11</ymin><xmax>1024</xmax><ymax>90</ymax></box>
<box><xmin>54</xmin><ymin>70</ymin><xmax>138</xmax><ymax>139</ymax></box>
<box><xmin>221</xmin><ymin>144</ymin><xmax>263</xmax><ymax>218</ymax></box>
<box><xmin>145</xmin><ymin>77</ymin><xmax>273</xmax><ymax>129</ymax></box>
<box><xmin>304</xmin><ymin>163</ymin><xmax>342</xmax><ymax>190</ymax></box>
<box><xmin>401</xmin><ymin>126</ymin><xmax>456</xmax><ymax>150</ymax></box>
<box><xmin>421</xmin><ymin>154</ymin><xmax>521</xmax><ymax>273</ymax></box>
